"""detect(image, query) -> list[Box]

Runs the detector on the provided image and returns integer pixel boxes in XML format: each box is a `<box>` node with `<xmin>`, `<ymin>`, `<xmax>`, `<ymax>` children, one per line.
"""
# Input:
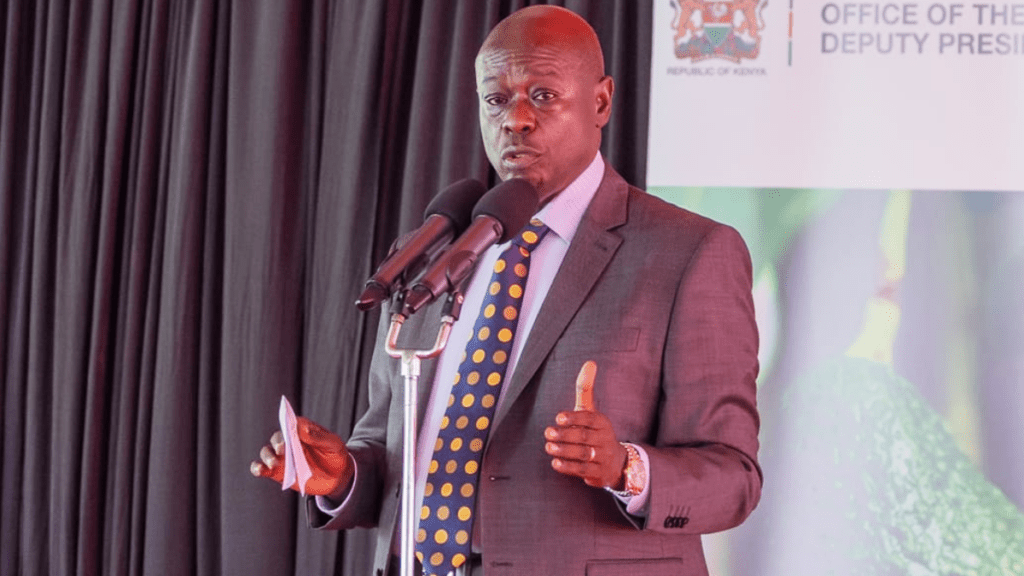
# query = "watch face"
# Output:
<box><xmin>623</xmin><ymin>445</ymin><xmax>646</xmax><ymax>496</ymax></box>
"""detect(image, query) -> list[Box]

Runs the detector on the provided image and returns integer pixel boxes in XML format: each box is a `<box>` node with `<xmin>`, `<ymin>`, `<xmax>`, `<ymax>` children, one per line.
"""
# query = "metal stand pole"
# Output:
<box><xmin>384</xmin><ymin>292</ymin><xmax>464</xmax><ymax>576</ymax></box>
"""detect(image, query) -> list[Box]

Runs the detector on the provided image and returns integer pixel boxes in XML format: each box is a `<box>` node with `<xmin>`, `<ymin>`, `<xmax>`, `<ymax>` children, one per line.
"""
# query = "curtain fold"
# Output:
<box><xmin>0</xmin><ymin>1</ymin><xmax>651</xmax><ymax>574</ymax></box>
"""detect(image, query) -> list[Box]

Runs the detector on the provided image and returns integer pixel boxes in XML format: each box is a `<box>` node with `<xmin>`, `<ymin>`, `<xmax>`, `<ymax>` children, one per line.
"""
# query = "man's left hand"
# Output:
<box><xmin>545</xmin><ymin>410</ymin><xmax>628</xmax><ymax>490</ymax></box>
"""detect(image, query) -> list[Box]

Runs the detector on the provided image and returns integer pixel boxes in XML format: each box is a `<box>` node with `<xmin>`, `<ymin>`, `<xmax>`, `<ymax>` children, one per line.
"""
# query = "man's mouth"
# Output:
<box><xmin>501</xmin><ymin>148</ymin><xmax>541</xmax><ymax>169</ymax></box>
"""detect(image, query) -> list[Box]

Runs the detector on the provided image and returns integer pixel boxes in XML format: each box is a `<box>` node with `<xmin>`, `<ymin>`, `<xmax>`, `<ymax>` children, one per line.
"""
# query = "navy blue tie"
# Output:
<box><xmin>415</xmin><ymin>219</ymin><xmax>550</xmax><ymax>576</ymax></box>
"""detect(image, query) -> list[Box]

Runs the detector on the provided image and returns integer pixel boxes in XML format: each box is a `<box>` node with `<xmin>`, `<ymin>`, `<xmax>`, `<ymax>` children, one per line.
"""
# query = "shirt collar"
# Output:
<box><xmin>534</xmin><ymin>152</ymin><xmax>604</xmax><ymax>246</ymax></box>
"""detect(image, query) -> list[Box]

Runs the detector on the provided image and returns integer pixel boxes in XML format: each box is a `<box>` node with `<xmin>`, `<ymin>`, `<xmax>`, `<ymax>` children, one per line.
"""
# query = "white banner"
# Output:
<box><xmin>646</xmin><ymin>0</ymin><xmax>1024</xmax><ymax>191</ymax></box>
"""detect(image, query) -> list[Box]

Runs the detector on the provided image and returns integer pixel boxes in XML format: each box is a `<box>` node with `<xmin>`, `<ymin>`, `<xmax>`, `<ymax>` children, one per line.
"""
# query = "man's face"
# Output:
<box><xmin>476</xmin><ymin>43</ymin><xmax>611</xmax><ymax>205</ymax></box>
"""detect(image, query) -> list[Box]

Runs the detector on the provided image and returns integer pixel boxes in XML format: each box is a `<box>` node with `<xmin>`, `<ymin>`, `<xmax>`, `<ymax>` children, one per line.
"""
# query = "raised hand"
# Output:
<box><xmin>544</xmin><ymin>361</ymin><xmax>628</xmax><ymax>490</ymax></box>
<box><xmin>250</xmin><ymin>416</ymin><xmax>354</xmax><ymax>500</ymax></box>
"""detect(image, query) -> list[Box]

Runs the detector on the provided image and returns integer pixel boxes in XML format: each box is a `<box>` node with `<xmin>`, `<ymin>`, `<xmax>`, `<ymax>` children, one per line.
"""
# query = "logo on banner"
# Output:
<box><xmin>670</xmin><ymin>0</ymin><xmax>768</xmax><ymax>63</ymax></box>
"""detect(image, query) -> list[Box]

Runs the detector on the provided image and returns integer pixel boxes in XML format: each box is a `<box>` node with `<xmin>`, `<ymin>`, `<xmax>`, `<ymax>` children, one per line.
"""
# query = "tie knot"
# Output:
<box><xmin>511</xmin><ymin>219</ymin><xmax>550</xmax><ymax>252</ymax></box>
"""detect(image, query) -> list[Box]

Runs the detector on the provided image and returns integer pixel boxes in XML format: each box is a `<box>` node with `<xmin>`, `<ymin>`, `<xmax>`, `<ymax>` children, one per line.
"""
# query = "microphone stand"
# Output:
<box><xmin>384</xmin><ymin>291</ymin><xmax>464</xmax><ymax>576</ymax></box>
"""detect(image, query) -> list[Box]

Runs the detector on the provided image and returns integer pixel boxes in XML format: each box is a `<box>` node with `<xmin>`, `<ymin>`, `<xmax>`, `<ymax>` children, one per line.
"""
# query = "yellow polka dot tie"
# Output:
<box><xmin>415</xmin><ymin>219</ymin><xmax>549</xmax><ymax>576</ymax></box>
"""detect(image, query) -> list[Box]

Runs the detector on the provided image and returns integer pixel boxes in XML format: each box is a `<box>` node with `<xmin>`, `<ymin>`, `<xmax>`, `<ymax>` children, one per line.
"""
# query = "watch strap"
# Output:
<box><xmin>609</xmin><ymin>442</ymin><xmax>646</xmax><ymax>497</ymax></box>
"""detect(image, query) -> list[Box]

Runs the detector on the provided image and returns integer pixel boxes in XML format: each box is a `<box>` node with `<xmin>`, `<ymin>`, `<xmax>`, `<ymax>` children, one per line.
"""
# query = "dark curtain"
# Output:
<box><xmin>0</xmin><ymin>1</ymin><xmax>651</xmax><ymax>575</ymax></box>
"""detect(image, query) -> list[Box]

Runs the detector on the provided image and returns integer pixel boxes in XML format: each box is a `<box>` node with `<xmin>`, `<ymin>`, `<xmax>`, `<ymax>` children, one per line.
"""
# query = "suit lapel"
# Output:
<box><xmin>492</xmin><ymin>165</ymin><xmax>629</xmax><ymax>432</ymax></box>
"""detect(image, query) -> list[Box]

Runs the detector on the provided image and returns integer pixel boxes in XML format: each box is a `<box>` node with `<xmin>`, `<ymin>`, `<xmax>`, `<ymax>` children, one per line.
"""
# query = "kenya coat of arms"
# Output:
<box><xmin>671</xmin><ymin>0</ymin><xmax>768</xmax><ymax>63</ymax></box>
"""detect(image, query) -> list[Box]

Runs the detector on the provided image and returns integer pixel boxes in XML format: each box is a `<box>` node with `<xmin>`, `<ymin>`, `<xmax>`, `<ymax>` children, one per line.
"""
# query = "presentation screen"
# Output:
<box><xmin>647</xmin><ymin>1</ymin><xmax>1024</xmax><ymax>573</ymax></box>
<box><xmin>647</xmin><ymin>0</ymin><xmax>1024</xmax><ymax>192</ymax></box>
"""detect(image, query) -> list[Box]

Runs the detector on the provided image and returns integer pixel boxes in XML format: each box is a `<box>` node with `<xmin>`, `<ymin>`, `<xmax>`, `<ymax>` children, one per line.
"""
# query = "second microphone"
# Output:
<box><xmin>401</xmin><ymin>178</ymin><xmax>539</xmax><ymax>317</ymax></box>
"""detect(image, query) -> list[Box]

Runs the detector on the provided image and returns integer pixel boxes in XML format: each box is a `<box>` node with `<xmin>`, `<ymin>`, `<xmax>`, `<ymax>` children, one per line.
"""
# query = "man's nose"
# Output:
<box><xmin>502</xmin><ymin>98</ymin><xmax>536</xmax><ymax>134</ymax></box>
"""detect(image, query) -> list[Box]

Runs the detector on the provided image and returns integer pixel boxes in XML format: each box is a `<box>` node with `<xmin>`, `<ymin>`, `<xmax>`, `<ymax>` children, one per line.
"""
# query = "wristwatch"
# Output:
<box><xmin>610</xmin><ymin>442</ymin><xmax>646</xmax><ymax>497</ymax></box>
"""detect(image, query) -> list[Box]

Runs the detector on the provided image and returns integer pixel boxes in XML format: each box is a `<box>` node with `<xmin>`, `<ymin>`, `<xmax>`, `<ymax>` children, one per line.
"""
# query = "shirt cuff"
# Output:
<box><xmin>606</xmin><ymin>443</ymin><xmax>651</xmax><ymax>516</ymax></box>
<box><xmin>314</xmin><ymin>453</ymin><xmax>358</xmax><ymax>516</ymax></box>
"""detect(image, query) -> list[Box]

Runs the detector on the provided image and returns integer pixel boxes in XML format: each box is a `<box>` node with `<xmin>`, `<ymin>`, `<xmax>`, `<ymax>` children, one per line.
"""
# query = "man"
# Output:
<box><xmin>252</xmin><ymin>6</ymin><xmax>761</xmax><ymax>576</ymax></box>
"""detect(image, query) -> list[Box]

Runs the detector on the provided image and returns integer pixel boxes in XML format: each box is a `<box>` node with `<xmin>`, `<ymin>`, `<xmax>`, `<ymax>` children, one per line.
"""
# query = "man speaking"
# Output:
<box><xmin>252</xmin><ymin>6</ymin><xmax>761</xmax><ymax>576</ymax></box>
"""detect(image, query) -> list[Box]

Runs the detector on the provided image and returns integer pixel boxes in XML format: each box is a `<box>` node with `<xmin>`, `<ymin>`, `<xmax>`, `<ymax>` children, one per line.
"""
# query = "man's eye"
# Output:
<box><xmin>533</xmin><ymin>91</ymin><xmax>555</xmax><ymax>102</ymax></box>
<box><xmin>484</xmin><ymin>95</ymin><xmax>507</xmax><ymax>106</ymax></box>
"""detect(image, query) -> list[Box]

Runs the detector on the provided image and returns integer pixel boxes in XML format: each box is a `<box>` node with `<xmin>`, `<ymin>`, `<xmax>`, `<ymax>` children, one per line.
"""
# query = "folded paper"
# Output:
<box><xmin>278</xmin><ymin>395</ymin><xmax>313</xmax><ymax>496</ymax></box>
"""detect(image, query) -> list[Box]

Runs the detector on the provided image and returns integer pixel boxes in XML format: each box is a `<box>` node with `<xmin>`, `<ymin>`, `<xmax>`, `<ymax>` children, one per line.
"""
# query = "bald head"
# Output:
<box><xmin>477</xmin><ymin>6</ymin><xmax>605</xmax><ymax>84</ymax></box>
<box><xmin>474</xmin><ymin>6</ymin><xmax>614</xmax><ymax>204</ymax></box>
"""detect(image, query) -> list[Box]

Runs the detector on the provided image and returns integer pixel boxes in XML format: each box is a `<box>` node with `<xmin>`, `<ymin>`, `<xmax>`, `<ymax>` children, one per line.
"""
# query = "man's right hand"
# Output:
<box><xmin>250</xmin><ymin>417</ymin><xmax>354</xmax><ymax>502</ymax></box>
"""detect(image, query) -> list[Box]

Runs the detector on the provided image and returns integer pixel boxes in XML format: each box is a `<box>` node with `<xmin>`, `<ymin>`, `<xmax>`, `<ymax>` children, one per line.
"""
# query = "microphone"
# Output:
<box><xmin>401</xmin><ymin>178</ymin><xmax>539</xmax><ymax>317</ymax></box>
<box><xmin>356</xmin><ymin>178</ymin><xmax>488</xmax><ymax>311</ymax></box>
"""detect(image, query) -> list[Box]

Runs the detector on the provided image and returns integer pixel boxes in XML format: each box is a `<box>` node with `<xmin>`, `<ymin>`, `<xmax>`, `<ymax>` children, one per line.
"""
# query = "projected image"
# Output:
<box><xmin>650</xmin><ymin>188</ymin><xmax>1024</xmax><ymax>575</ymax></box>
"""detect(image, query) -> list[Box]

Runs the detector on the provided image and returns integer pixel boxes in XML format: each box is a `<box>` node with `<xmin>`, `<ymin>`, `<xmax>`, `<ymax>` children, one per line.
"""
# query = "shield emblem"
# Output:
<box><xmin>671</xmin><ymin>0</ymin><xmax>768</xmax><ymax>63</ymax></box>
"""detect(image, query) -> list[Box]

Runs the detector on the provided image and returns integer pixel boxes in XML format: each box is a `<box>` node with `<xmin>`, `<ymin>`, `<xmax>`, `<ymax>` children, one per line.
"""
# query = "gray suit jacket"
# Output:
<box><xmin>309</xmin><ymin>165</ymin><xmax>762</xmax><ymax>576</ymax></box>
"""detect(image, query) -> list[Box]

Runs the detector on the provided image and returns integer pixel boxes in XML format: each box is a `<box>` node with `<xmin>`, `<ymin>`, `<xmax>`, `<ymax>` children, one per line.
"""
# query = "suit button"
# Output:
<box><xmin>664</xmin><ymin>515</ymin><xmax>690</xmax><ymax>529</ymax></box>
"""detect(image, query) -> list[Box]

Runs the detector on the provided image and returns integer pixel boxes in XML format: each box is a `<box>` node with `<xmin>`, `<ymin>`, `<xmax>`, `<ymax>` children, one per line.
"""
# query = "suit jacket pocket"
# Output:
<box><xmin>553</xmin><ymin>326</ymin><xmax>641</xmax><ymax>358</ymax></box>
<box><xmin>586</xmin><ymin>557</ymin><xmax>685</xmax><ymax>576</ymax></box>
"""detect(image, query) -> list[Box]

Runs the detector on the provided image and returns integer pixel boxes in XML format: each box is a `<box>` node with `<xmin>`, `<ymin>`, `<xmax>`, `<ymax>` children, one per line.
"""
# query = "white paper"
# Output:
<box><xmin>277</xmin><ymin>395</ymin><xmax>313</xmax><ymax>496</ymax></box>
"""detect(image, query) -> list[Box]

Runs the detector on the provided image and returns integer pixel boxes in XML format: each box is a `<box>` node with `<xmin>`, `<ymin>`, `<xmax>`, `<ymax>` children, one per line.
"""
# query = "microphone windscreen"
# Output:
<box><xmin>425</xmin><ymin>179</ymin><xmax>488</xmax><ymax>235</ymax></box>
<box><xmin>472</xmin><ymin>179</ymin><xmax>540</xmax><ymax>243</ymax></box>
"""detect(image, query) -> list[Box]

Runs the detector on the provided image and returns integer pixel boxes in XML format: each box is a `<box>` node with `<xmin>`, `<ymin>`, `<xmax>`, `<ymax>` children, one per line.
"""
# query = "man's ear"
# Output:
<box><xmin>595</xmin><ymin>75</ymin><xmax>615</xmax><ymax>128</ymax></box>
